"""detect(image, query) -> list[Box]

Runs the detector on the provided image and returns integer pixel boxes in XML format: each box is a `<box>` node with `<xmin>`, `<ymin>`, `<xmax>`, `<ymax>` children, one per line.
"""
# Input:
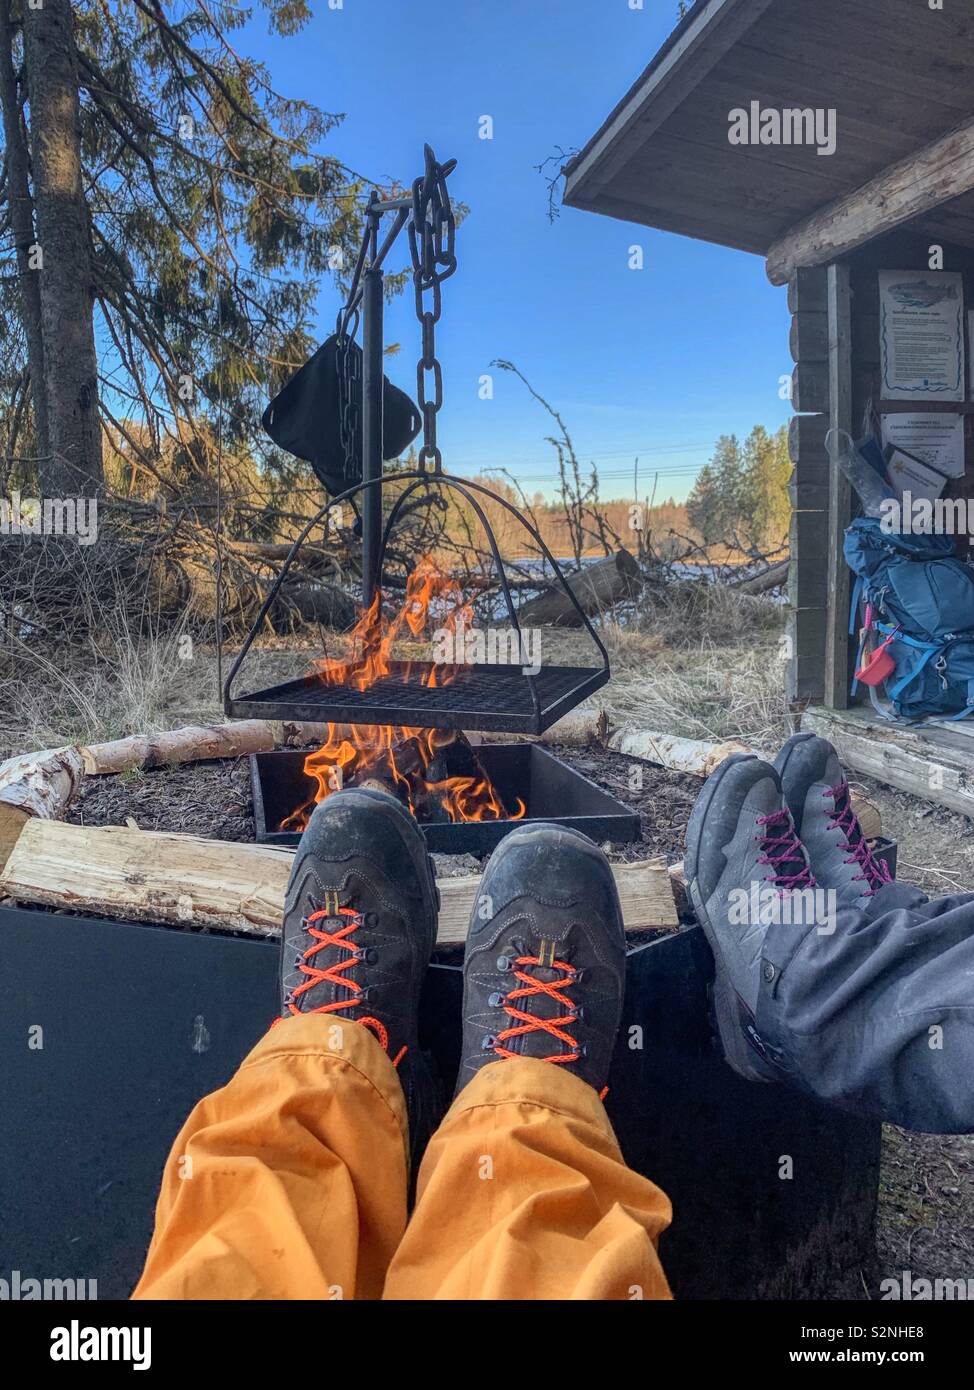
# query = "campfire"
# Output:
<box><xmin>280</xmin><ymin>558</ymin><xmax>527</xmax><ymax>833</ymax></box>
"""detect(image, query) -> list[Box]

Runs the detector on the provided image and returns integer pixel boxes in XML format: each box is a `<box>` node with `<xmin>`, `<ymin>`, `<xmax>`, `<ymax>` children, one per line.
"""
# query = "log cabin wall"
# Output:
<box><xmin>787</xmin><ymin>232</ymin><xmax>974</xmax><ymax>711</ymax></box>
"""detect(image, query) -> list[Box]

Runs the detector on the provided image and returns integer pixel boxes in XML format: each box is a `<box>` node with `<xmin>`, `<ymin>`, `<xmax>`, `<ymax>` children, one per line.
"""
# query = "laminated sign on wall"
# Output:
<box><xmin>881</xmin><ymin>412</ymin><xmax>965</xmax><ymax>479</ymax></box>
<box><xmin>879</xmin><ymin>270</ymin><xmax>965</xmax><ymax>402</ymax></box>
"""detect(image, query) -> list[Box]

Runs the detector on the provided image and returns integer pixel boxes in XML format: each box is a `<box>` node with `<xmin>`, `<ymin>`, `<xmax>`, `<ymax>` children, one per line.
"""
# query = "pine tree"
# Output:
<box><xmin>741</xmin><ymin>423</ymin><xmax>791</xmax><ymax>549</ymax></box>
<box><xmin>0</xmin><ymin>0</ymin><xmax>390</xmax><ymax>498</ymax></box>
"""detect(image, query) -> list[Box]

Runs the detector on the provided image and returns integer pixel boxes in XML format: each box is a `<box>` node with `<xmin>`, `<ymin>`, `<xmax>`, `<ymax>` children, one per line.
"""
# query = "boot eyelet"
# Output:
<box><xmin>496</xmin><ymin>955</ymin><xmax>511</xmax><ymax>972</ymax></box>
<box><xmin>488</xmin><ymin>991</ymin><xmax>505</xmax><ymax>1008</ymax></box>
<box><xmin>481</xmin><ymin>1034</ymin><xmax>497</xmax><ymax>1051</ymax></box>
<box><xmin>360</xmin><ymin>947</ymin><xmax>378</xmax><ymax>964</ymax></box>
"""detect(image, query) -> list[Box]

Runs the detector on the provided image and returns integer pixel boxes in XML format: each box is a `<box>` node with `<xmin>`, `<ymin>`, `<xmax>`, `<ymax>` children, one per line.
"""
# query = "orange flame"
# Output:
<box><xmin>281</xmin><ymin>557</ymin><xmax>526</xmax><ymax>833</ymax></box>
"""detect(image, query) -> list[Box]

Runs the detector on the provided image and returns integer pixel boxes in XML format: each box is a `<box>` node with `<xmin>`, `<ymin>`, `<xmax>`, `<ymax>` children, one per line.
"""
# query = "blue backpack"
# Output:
<box><xmin>845</xmin><ymin>516</ymin><xmax>974</xmax><ymax>721</ymax></box>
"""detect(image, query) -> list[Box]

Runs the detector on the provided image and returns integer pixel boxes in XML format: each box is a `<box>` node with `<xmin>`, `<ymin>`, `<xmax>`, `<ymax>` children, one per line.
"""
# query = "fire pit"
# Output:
<box><xmin>252</xmin><ymin>742</ymin><xmax>640</xmax><ymax>854</ymax></box>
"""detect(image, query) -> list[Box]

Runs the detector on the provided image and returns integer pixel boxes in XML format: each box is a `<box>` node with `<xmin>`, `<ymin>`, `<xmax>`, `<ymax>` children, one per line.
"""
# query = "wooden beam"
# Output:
<box><xmin>825</xmin><ymin>263</ymin><xmax>854</xmax><ymax>711</ymax></box>
<box><xmin>0</xmin><ymin>822</ymin><xmax>679</xmax><ymax>941</ymax></box>
<box><xmin>802</xmin><ymin>707</ymin><xmax>974</xmax><ymax>818</ymax></box>
<box><xmin>767</xmin><ymin>113</ymin><xmax>974</xmax><ymax>285</ymax></box>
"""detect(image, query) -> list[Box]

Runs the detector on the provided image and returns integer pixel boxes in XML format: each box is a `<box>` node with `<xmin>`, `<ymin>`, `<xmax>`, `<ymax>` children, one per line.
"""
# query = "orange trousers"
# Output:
<box><xmin>132</xmin><ymin>1014</ymin><xmax>673</xmax><ymax>1300</ymax></box>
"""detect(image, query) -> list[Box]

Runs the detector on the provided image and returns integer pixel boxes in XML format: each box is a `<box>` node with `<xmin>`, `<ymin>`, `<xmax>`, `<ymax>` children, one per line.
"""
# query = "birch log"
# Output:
<box><xmin>77</xmin><ymin>719</ymin><xmax>344</xmax><ymax>775</ymax></box>
<box><xmin>0</xmin><ymin>745</ymin><xmax>86</xmax><ymax>869</ymax></box>
<box><xmin>0</xmin><ymin>821</ymin><xmax>679</xmax><ymax>941</ymax></box>
<box><xmin>607</xmin><ymin>727</ymin><xmax>882</xmax><ymax>839</ymax></box>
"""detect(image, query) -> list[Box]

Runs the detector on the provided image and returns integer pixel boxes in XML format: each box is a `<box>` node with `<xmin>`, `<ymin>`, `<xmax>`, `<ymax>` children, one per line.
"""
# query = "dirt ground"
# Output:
<box><xmin>63</xmin><ymin>737</ymin><xmax>974</xmax><ymax>1299</ymax></box>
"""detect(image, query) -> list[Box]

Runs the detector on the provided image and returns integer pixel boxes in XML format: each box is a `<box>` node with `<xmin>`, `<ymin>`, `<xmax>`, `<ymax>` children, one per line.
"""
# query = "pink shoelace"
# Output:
<box><xmin>756</xmin><ymin>808</ymin><xmax>816</xmax><ymax>890</ymax></box>
<box><xmin>825</xmin><ymin>781</ymin><xmax>892</xmax><ymax>896</ymax></box>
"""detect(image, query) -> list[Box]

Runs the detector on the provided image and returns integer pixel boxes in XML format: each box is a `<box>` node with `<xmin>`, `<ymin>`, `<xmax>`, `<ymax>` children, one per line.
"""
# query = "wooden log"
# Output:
<box><xmin>514</xmin><ymin>550</ymin><xmax>641</xmax><ymax>627</ymax></box>
<box><xmin>802</xmin><ymin>706</ymin><xmax>974</xmax><ymax>818</ymax></box>
<box><xmin>730</xmin><ymin>558</ymin><xmax>789</xmax><ymax>596</ymax></box>
<box><xmin>0</xmin><ymin>821</ymin><xmax>679</xmax><ymax>941</ymax></box>
<box><xmin>0</xmin><ymin>745</ymin><xmax>85</xmax><ymax>871</ymax></box>
<box><xmin>767</xmin><ymin>113</ymin><xmax>974</xmax><ymax>286</ymax></box>
<box><xmin>271</xmin><ymin>580</ymin><xmax>357</xmax><ymax>631</ymax></box>
<box><xmin>606</xmin><ymin>726</ymin><xmax>881</xmax><ymax>838</ymax></box>
<box><xmin>78</xmin><ymin>719</ymin><xmax>342</xmax><ymax>776</ymax></box>
<box><xmin>608</xmin><ymin>728</ymin><xmax>753</xmax><ymax>779</ymax></box>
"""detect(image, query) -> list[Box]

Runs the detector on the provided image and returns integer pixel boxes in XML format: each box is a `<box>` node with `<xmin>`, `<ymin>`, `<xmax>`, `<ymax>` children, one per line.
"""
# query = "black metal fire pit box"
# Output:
<box><xmin>251</xmin><ymin>743</ymin><xmax>641</xmax><ymax>854</ymax></box>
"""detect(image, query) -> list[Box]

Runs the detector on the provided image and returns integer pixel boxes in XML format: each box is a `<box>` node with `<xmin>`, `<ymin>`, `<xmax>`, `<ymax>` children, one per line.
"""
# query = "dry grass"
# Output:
<box><xmin>0</xmin><ymin>579</ymin><xmax>790</xmax><ymax>757</ymax></box>
<box><xmin>603</xmin><ymin>633</ymin><xmax>792</xmax><ymax>750</ymax></box>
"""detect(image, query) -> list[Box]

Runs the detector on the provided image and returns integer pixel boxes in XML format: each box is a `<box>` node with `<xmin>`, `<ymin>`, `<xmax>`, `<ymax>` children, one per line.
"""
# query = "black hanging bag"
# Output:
<box><xmin>261</xmin><ymin>334</ymin><xmax>420</xmax><ymax>496</ymax></box>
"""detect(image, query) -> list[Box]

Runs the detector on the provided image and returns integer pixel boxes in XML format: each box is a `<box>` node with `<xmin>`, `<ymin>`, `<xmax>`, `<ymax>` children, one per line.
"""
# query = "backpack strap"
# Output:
<box><xmin>848</xmin><ymin>575</ymin><xmax>864</xmax><ymax>637</ymax></box>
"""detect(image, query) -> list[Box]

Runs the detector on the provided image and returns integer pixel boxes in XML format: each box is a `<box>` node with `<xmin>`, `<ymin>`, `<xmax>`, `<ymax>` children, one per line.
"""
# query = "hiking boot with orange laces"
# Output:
<box><xmin>280</xmin><ymin>787</ymin><xmax>440</xmax><ymax>1168</ymax></box>
<box><xmin>775</xmin><ymin>733</ymin><xmax>892</xmax><ymax>911</ymax></box>
<box><xmin>456</xmin><ymin>823</ymin><xmax>626</xmax><ymax>1097</ymax></box>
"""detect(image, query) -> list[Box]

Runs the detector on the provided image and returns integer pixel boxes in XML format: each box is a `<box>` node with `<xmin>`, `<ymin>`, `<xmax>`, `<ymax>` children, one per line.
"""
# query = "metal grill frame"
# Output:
<box><xmin>228</xmin><ymin>660</ymin><xmax>609</xmax><ymax>735</ymax></box>
<box><xmin>224</xmin><ymin>469</ymin><xmax>612</xmax><ymax>734</ymax></box>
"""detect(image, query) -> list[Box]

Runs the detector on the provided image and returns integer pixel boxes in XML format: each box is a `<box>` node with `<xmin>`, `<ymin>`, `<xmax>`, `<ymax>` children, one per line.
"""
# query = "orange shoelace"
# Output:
<box><xmin>493</xmin><ymin>954</ymin><xmax>581</xmax><ymax>1065</ymax></box>
<box><xmin>284</xmin><ymin>905</ymin><xmax>406</xmax><ymax>1068</ymax></box>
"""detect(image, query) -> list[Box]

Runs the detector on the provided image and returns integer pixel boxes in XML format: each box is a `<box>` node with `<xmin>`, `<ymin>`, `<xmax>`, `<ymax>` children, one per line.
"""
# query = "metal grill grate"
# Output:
<box><xmin>226</xmin><ymin>661</ymin><xmax>609</xmax><ymax>734</ymax></box>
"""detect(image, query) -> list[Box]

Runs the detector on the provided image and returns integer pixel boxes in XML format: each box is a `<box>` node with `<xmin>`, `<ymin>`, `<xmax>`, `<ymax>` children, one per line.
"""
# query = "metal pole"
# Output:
<box><xmin>361</xmin><ymin>265</ymin><xmax>384</xmax><ymax>606</ymax></box>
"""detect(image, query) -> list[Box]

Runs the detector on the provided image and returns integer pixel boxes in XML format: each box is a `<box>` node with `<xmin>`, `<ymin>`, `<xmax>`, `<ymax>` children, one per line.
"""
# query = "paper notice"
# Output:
<box><xmin>879</xmin><ymin>270</ymin><xmax>965</xmax><ymax>401</ymax></box>
<box><xmin>881</xmin><ymin>412</ymin><xmax>965</xmax><ymax>478</ymax></box>
<box><xmin>885</xmin><ymin>448</ymin><xmax>948</xmax><ymax>503</ymax></box>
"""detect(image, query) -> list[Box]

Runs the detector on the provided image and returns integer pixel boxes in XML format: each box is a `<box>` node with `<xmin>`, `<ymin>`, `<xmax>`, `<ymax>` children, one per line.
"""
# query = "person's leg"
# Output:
<box><xmin>686</xmin><ymin>735</ymin><xmax>974</xmax><ymax>1134</ymax></box>
<box><xmin>755</xmin><ymin>880</ymin><xmax>974</xmax><ymax>1132</ymax></box>
<box><xmin>133</xmin><ymin>787</ymin><xmax>439</xmax><ymax>1300</ymax></box>
<box><xmin>384</xmin><ymin>824</ymin><xmax>672</xmax><ymax>1301</ymax></box>
<box><xmin>132</xmin><ymin>1015</ymin><xmax>409</xmax><ymax>1300</ymax></box>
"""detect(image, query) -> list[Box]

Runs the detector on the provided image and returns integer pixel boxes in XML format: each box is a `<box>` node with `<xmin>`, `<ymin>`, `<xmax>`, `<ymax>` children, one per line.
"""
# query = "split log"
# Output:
<box><xmin>731</xmin><ymin>558</ymin><xmax>789</xmax><ymax>596</ymax></box>
<box><xmin>514</xmin><ymin>550</ymin><xmax>641</xmax><ymax>627</ymax></box>
<box><xmin>0</xmin><ymin>746</ymin><xmax>86</xmax><ymax>870</ymax></box>
<box><xmin>0</xmin><ymin>821</ymin><xmax>679</xmax><ymax>942</ymax></box>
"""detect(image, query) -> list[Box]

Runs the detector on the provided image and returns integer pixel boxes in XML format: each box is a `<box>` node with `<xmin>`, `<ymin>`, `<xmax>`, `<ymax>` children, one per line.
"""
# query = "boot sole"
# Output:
<box><xmin>684</xmin><ymin>754</ymin><xmax>780</xmax><ymax>1085</ymax></box>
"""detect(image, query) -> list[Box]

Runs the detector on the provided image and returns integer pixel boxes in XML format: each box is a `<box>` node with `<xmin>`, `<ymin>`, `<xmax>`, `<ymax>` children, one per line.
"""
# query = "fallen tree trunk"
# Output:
<box><xmin>515</xmin><ymin>550</ymin><xmax>641</xmax><ymax>627</ymax></box>
<box><xmin>0</xmin><ymin>821</ymin><xmax>679</xmax><ymax>942</ymax></box>
<box><xmin>0</xmin><ymin>745</ymin><xmax>86</xmax><ymax>870</ymax></box>
<box><xmin>730</xmin><ymin>558</ymin><xmax>789</xmax><ymax>596</ymax></box>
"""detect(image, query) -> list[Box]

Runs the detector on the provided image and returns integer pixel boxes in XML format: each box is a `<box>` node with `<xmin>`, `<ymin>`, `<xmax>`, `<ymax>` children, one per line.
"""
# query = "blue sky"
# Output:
<box><xmin>242</xmin><ymin>0</ymin><xmax>791</xmax><ymax>502</ymax></box>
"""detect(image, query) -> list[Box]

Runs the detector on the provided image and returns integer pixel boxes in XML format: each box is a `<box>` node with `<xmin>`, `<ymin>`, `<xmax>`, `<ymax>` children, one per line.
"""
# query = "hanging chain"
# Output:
<box><xmin>409</xmin><ymin>151</ymin><xmax>457</xmax><ymax>473</ymax></box>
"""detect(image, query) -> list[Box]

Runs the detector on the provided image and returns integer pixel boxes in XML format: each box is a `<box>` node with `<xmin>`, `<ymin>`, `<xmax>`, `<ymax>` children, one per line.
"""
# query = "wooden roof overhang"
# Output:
<box><xmin>564</xmin><ymin>0</ymin><xmax>974</xmax><ymax>282</ymax></box>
